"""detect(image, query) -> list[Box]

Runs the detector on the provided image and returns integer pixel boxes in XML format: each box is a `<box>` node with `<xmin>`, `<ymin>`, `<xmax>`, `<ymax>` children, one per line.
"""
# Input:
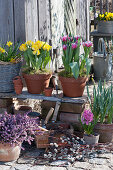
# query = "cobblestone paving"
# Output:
<box><xmin>0</xmin><ymin>144</ymin><xmax>113</xmax><ymax>170</ymax></box>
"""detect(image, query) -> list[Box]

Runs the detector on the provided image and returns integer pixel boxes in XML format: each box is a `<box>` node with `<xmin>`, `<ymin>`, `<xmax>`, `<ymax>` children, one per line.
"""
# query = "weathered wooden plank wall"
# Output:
<box><xmin>0</xmin><ymin>0</ymin><xmax>14</xmax><ymax>43</ymax></box>
<box><xmin>38</xmin><ymin>0</ymin><xmax>51</xmax><ymax>42</ymax></box>
<box><xmin>76</xmin><ymin>0</ymin><xmax>90</xmax><ymax>41</ymax></box>
<box><xmin>14</xmin><ymin>0</ymin><xmax>26</xmax><ymax>43</ymax></box>
<box><xmin>0</xmin><ymin>0</ymin><xmax>50</xmax><ymax>44</ymax></box>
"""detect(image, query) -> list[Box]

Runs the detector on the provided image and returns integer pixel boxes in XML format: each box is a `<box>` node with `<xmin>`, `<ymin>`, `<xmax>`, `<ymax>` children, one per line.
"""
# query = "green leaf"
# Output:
<box><xmin>36</xmin><ymin>57</ymin><xmax>42</xmax><ymax>71</ymax></box>
<box><xmin>85</xmin><ymin>58</ymin><xmax>91</xmax><ymax>76</ymax></box>
<box><xmin>69</xmin><ymin>62</ymin><xmax>79</xmax><ymax>79</ymax></box>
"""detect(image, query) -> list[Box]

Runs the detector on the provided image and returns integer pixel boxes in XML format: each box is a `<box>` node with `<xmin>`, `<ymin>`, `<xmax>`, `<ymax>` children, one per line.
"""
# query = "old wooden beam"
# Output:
<box><xmin>0</xmin><ymin>89</ymin><xmax>87</xmax><ymax>104</ymax></box>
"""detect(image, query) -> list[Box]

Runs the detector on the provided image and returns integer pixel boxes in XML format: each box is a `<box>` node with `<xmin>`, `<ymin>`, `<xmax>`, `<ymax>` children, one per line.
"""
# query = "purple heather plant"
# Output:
<box><xmin>80</xmin><ymin>109</ymin><xmax>95</xmax><ymax>135</ymax></box>
<box><xmin>0</xmin><ymin>112</ymin><xmax>41</xmax><ymax>147</ymax></box>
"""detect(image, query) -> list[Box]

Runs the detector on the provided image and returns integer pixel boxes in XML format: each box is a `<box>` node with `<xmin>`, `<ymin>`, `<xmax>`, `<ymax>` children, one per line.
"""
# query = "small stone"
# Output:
<box><xmin>89</xmin><ymin>158</ymin><xmax>107</xmax><ymax>165</ymax></box>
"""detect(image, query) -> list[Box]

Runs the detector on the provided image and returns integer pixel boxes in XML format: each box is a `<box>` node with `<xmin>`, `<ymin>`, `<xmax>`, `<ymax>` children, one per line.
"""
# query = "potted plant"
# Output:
<box><xmin>80</xmin><ymin>109</ymin><xmax>99</xmax><ymax>145</ymax></box>
<box><xmin>97</xmin><ymin>12</ymin><xmax>113</xmax><ymax>34</ymax></box>
<box><xmin>87</xmin><ymin>80</ymin><xmax>113</xmax><ymax>143</ymax></box>
<box><xmin>0</xmin><ymin>112</ymin><xmax>41</xmax><ymax>162</ymax></box>
<box><xmin>19</xmin><ymin>40</ymin><xmax>52</xmax><ymax>94</ymax></box>
<box><xmin>59</xmin><ymin>35</ymin><xmax>92</xmax><ymax>97</ymax></box>
<box><xmin>0</xmin><ymin>41</ymin><xmax>21</xmax><ymax>92</ymax></box>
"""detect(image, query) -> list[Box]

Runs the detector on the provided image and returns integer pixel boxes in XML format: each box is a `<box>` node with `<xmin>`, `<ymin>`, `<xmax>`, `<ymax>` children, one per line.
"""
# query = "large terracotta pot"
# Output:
<box><xmin>0</xmin><ymin>143</ymin><xmax>21</xmax><ymax>162</ymax></box>
<box><xmin>23</xmin><ymin>73</ymin><xmax>52</xmax><ymax>94</ymax></box>
<box><xmin>94</xmin><ymin>123</ymin><xmax>113</xmax><ymax>143</ymax></box>
<box><xmin>59</xmin><ymin>76</ymin><xmax>87</xmax><ymax>97</ymax></box>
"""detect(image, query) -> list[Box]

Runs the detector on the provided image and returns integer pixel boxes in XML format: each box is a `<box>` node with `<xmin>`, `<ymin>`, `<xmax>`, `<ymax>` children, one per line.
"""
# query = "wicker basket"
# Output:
<box><xmin>0</xmin><ymin>62</ymin><xmax>21</xmax><ymax>92</ymax></box>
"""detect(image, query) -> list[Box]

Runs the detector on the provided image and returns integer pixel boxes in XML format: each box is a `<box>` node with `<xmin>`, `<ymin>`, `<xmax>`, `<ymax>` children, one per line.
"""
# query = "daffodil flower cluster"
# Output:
<box><xmin>19</xmin><ymin>40</ymin><xmax>52</xmax><ymax>55</ymax></box>
<box><xmin>97</xmin><ymin>12</ymin><xmax>113</xmax><ymax>21</ymax></box>
<box><xmin>0</xmin><ymin>41</ymin><xmax>21</xmax><ymax>63</ymax></box>
<box><xmin>19</xmin><ymin>40</ymin><xmax>52</xmax><ymax>72</ymax></box>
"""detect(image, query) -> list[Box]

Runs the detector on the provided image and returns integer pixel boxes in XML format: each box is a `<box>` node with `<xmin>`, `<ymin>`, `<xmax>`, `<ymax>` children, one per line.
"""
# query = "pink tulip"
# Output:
<box><xmin>63</xmin><ymin>45</ymin><xmax>67</xmax><ymax>51</ymax></box>
<box><xmin>72</xmin><ymin>43</ymin><xmax>78</xmax><ymax>49</ymax></box>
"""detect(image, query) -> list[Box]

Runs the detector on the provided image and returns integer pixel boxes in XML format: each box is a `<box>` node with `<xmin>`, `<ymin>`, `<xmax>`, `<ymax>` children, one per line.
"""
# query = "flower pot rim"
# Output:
<box><xmin>84</xmin><ymin>133</ymin><xmax>99</xmax><ymax>137</ymax></box>
<box><xmin>97</xmin><ymin>122</ymin><xmax>113</xmax><ymax>125</ymax></box>
<box><xmin>0</xmin><ymin>141</ymin><xmax>21</xmax><ymax>146</ymax></box>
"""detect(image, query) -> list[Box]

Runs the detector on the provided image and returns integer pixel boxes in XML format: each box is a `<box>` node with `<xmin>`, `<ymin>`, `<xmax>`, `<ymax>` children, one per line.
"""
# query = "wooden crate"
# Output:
<box><xmin>35</xmin><ymin>126</ymin><xmax>50</xmax><ymax>149</ymax></box>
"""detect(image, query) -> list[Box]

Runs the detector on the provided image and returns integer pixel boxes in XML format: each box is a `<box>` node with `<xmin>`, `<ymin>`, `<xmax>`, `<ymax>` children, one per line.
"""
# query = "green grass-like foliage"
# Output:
<box><xmin>87</xmin><ymin>80</ymin><xmax>113</xmax><ymax>124</ymax></box>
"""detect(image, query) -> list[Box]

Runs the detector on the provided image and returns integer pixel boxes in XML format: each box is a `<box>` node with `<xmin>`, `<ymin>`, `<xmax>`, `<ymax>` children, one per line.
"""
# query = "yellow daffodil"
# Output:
<box><xmin>6</xmin><ymin>41</ymin><xmax>13</xmax><ymax>47</ymax></box>
<box><xmin>43</xmin><ymin>43</ymin><xmax>52</xmax><ymax>51</ymax></box>
<box><xmin>105</xmin><ymin>12</ymin><xmax>108</xmax><ymax>15</ymax></box>
<box><xmin>34</xmin><ymin>41</ymin><xmax>45</xmax><ymax>49</ymax></box>
<box><xmin>31</xmin><ymin>44</ymin><xmax>39</xmax><ymax>51</ymax></box>
<box><xmin>25</xmin><ymin>40</ymin><xmax>34</xmax><ymax>46</ymax></box>
<box><xmin>19</xmin><ymin>44</ymin><xmax>27</xmax><ymax>51</ymax></box>
<box><xmin>102</xmin><ymin>14</ymin><xmax>104</xmax><ymax>18</ymax></box>
<box><xmin>99</xmin><ymin>14</ymin><xmax>102</xmax><ymax>18</ymax></box>
<box><xmin>10</xmin><ymin>58</ymin><xmax>16</xmax><ymax>63</ymax></box>
<box><xmin>0</xmin><ymin>47</ymin><xmax>5</xmax><ymax>53</ymax></box>
<box><xmin>33</xmin><ymin>50</ymin><xmax>40</xmax><ymax>55</ymax></box>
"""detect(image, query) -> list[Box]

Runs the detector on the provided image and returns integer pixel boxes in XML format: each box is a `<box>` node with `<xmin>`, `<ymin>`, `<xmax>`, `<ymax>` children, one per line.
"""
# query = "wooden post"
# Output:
<box><xmin>100</xmin><ymin>0</ymin><xmax>103</xmax><ymax>14</ymax></box>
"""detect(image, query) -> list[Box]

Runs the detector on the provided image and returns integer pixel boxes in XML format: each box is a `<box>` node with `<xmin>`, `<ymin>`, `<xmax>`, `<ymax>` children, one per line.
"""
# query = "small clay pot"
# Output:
<box><xmin>13</xmin><ymin>76</ymin><xmax>23</xmax><ymax>86</ymax></box>
<box><xmin>44</xmin><ymin>87</ymin><xmax>53</xmax><ymax>97</ymax></box>
<box><xmin>14</xmin><ymin>85</ymin><xmax>23</xmax><ymax>95</ymax></box>
<box><xmin>83</xmin><ymin>133</ymin><xmax>100</xmax><ymax>145</ymax></box>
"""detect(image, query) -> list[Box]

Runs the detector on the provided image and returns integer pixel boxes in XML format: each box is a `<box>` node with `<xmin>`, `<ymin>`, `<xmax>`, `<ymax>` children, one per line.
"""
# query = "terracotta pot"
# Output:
<box><xmin>14</xmin><ymin>85</ymin><xmax>23</xmax><ymax>95</ymax></box>
<box><xmin>13</xmin><ymin>76</ymin><xmax>23</xmax><ymax>86</ymax></box>
<box><xmin>0</xmin><ymin>143</ymin><xmax>21</xmax><ymax>162</ymax></box>
<box><xmin>83</xmin><ymin>133</ymin><xmax>99</xmax><ymax>145</ymax></box>
<box><xmin>44</xmin><ymin>87</ymin><xmax>53</xmax><ymax>97</ymax></box>
<box><xmin>59</xmin><ymin>76</ymin><xmax>88</xmax><ymax>97</ymax></box>
<box><xmin>94</xmin><ymin>123</ymin><xmax>113</xmax><ymax>143</ymax></box>
<box><xmin>23</xmin><ymin>73</ymin><xmax>52</xmax><ymax>94</ymax></box>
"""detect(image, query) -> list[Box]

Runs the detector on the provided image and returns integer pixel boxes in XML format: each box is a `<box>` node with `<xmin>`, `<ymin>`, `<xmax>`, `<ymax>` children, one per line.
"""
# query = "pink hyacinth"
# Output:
<box><xmin>72</xmin><ymin>43</ymin><xmax>78</xmax><ymax>49</ymax></box>
<box><xmin>81</xmin><ymin>109</ymin><xmax>93</xmax><ymax>125</ymax></box>
<box><xmin>63</xmin><ymin>45</ymin><xmax>67</xmax><ymax>51</ymax></box>
<box><xmin>83</xmin><ymin>41</ymin><xmax>92</xmax><ymax>47</ymax></box>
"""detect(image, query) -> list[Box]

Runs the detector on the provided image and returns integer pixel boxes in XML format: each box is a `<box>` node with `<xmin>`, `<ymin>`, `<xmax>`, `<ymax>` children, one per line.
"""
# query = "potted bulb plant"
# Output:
<box><xmin>0</xmin><ymin>41</ymin><xmax>22</xmax><ymax>92</ymax></box>
<box><xmin>87</xmin><ymin>80</ymin><xmax>113</xmax><ymax>143</ymax></box>
<box><xmin>97</xmin><ymin>12</ymin><xmax>113</xmax><ymax>34</ymax></box>
<box><xmin>19</xmin><ymin>40</ymin><xmax>52</xmax><ymax>94</ymax></box>
<box><xmin>0</xmin><ymin>112</ymin><xmax>41</xmax><ymax>162</ymax></box>
<box><xmin>59</xmin><ymin>35</ymin><xmax>92</xmax><ymax>97</ymax></box>
<box><xmin>80</xmin><ymin>109</ymin><xmax>99</xmax><ymax>145</ymax></box>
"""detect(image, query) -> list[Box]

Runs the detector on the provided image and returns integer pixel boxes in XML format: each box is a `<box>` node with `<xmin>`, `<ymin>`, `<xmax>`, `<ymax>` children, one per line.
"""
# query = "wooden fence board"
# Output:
<box><xmin>76</xmin><ymin>0</ymin><xmax>89</xmax><ymax>40</ymax></box>
<box><xmin>14</xmin><ymin>0</ymin><xmax>26</xmax><ymax>43</ymax></box>
<box><xmin>0</xmin><ymin>0</ymin><xmax>14</xmax><ymax>43</ymax></box>
<box><xmin>25</xmin><ymin>0</ymin><xmax>38</xmax><ymax>41</ymax></box>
